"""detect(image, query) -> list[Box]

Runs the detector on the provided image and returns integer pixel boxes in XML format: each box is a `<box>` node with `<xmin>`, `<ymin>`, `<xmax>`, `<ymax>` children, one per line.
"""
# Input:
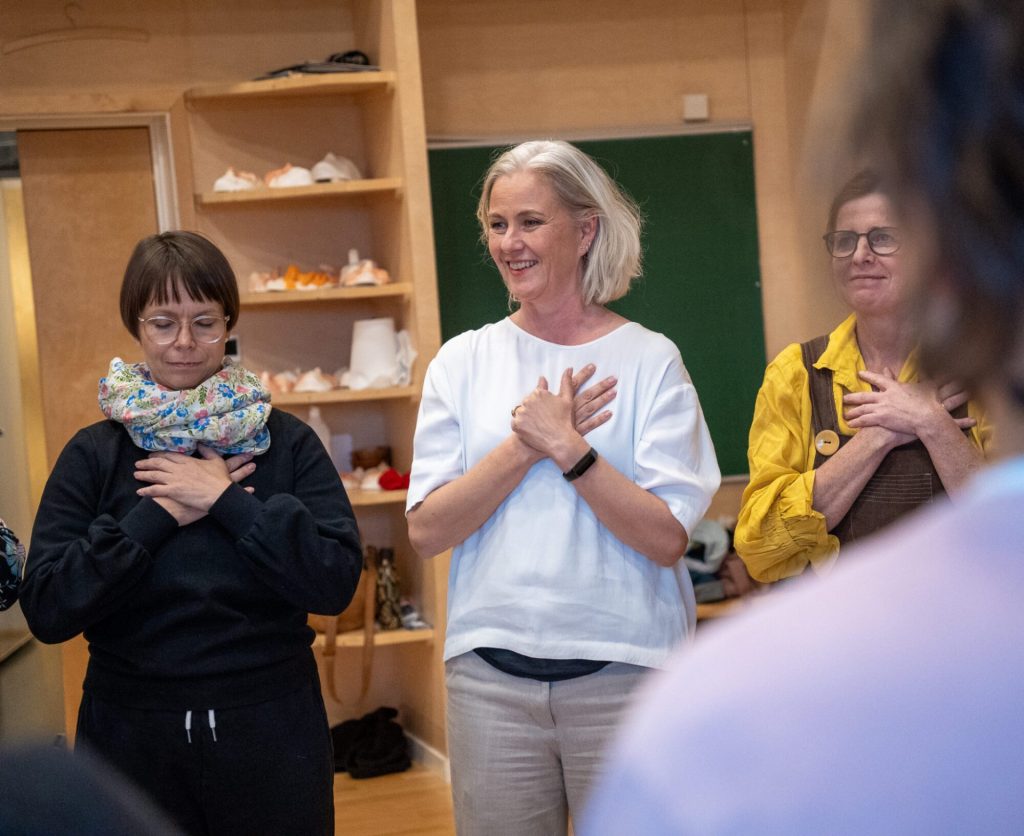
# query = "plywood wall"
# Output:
<box><xmin>416</xmin><ymin>0</ymin><xmax>870</xmax><ymax>360</ymax></box>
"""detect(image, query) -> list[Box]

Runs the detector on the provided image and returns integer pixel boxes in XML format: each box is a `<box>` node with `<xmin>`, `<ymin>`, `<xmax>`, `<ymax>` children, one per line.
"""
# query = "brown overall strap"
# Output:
<box><xmin>800</xmin><ymin>335</ymin><xmax>839</xmax><ymax>469</ymax></box>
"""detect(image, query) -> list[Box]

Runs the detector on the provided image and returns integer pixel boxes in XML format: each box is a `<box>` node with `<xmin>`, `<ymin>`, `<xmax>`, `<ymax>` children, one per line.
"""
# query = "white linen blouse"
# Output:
<box><xmin>407</xmin><ymin>318</ymin><xmax>721</xmax><ymax>668</ymax></box>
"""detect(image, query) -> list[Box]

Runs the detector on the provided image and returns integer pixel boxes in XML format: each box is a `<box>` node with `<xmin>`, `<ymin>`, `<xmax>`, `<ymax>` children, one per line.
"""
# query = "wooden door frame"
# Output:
<box><xmin>0</xmin><ymin>112</ymin><xmax>180</xmax><ymax>232</ymax></box>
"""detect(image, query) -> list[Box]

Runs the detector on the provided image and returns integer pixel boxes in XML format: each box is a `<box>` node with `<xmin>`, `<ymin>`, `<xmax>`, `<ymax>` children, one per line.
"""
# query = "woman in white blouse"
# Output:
<box><xmin>407</xmin><ymin>140</ymin><xmax>720</xmax><ymax>835</ymax></box>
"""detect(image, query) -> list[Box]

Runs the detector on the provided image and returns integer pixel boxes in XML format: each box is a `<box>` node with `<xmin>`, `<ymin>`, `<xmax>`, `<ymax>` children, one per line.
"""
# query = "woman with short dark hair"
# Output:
<box><xmin>21</xmin><ymin>230</ymin><xmax>361</xmax><ymax>836</ymax></box>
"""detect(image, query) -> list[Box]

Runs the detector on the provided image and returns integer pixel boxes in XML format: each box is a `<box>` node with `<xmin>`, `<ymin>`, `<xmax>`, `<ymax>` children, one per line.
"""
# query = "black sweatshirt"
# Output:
<box><xmin>22</xmin><ymin>409</ymin><xmax>362</xmax><ymax>710</ymax></box>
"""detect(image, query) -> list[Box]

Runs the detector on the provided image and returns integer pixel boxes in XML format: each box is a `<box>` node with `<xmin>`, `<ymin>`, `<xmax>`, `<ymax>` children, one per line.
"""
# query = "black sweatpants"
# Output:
<box><xmin>76</xmin><ymin>674</ymin><xmax>334</xmax><ymax>836</ymax></box>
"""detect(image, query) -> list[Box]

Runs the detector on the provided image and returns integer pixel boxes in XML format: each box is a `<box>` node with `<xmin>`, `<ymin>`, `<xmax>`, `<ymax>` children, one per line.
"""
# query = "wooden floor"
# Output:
<box><xmin>334</xmin><ymin>764</ymin><xmax>455</xmax><ymax>835</ymax></box>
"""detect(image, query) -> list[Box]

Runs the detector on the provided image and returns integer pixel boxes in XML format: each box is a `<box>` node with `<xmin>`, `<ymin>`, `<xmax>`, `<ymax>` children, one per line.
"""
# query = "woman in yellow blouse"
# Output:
<box><xmin>735</xmin><ymin>170</ymin><xmax>990</xmax><ymax>582</ymax></box>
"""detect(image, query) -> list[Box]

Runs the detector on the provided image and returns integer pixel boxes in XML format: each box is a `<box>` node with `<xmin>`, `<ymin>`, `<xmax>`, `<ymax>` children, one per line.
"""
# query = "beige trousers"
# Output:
<box><xmin>445</xmin><ymin>650</ymin><xmax>650</xmax><ymax>836</ymax></box>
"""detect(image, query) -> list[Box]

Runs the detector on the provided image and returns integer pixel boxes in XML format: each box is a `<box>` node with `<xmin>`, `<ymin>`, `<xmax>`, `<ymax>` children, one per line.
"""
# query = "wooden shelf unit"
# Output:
<box><xmin>271</xmin><ymin>386</ymin><xmax>418</xmax><ymax>406</ymax></box>
<box><xmin>240</xmin><ymin>283</ymin><xmax>413</xmax><ymax>305</ymax></box>
<box><xmin>348</xmin><ymin>488</ymin><xmax>408</xmax><ymax>508</ymax></box>
<box><xmin>313</xmin><ymin>626</ymin><xmax>434</xmax><ymax>650</ymax></box>
<box><xmin>195</xmin><ymin>177</ymin><xmax>403</xmax><ymax>207</ymax></box>
<box><xmin>176</xmin><ymin>0</ymin><xmax>445</xmax><ymax>753</ymax></box>
<box><xmin>184</xmin><ymin>70</ymin><xmax>398</xmax><ymax>103</ymax></box>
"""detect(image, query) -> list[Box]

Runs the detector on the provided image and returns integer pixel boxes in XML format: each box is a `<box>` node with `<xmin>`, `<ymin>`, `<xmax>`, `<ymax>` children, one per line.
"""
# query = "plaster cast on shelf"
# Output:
<box><xmin>340</xmin><ymin>248</ymin><xmax>391</xmax><ymax>287</ymax></box>
<box><xmin>213</xmin><ymin>167</ymin><xmax>263</xmax><ymax>192</ymax></box>
<box><xmin>293</xmin><ymin>368</ymin><xmax>336</xmax><ymax>393</ymax></box>
<box><xmin>341</xmin><ymin>463</ymin><xmax>390</xmax><ymax>492</ymax></box>
<box><xmin>264</xmin><ymin>370</ymin><xmax>298</xmax><ymax>394</ymax></box>
<box><xmin>311</xmin><ymin>153</ymin><xmax>363</xmax><ymax>182</ymax></box>
<box><xmin>213</xmin><ymin>152</ymin><xmax>361</xmax><ymax>193</ymax></box>
<box><xmin>264</xmin><ymin>163</ymin><xmax>314</xmax><ymax>188</ymax></box>
<box><xmin>257</xmin><ymin>325</ymin><xmax>416</xmax><ymax>396</ymax></box>
<box><xmin>249</xmin><ymin>256</ymin><xmax>393</xmax><ymax>293</ymax></box>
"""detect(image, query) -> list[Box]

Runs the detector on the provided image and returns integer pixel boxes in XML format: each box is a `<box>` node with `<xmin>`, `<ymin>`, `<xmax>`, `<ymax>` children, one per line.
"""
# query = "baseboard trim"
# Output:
<box><xmin>407</xmin><ymin>731</ymin><xmax>450</xmax><ymax>782</ymax></box>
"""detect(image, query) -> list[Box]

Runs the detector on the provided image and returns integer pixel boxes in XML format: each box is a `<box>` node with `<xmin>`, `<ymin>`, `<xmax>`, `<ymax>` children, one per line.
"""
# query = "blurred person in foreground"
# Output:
<box><xmin>0</xmin><ymin>744</ymin><xmax>183</xmax><ymax>835</ymax></box>
<box><xmin>580</xmin><ymin>0</ymin><xmax>1024</xmax><ymax>832</ymax></box>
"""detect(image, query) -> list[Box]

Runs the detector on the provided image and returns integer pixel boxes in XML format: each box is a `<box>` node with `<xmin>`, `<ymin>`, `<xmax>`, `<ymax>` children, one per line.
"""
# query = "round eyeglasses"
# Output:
<box><xmin>822</xmin><ymin>226</ymin><xmax>901</xmax><ymax>258</ymax></box>
<box><xmin>138</xmin><ymin>314</ymin><xmax>231</xmax><ymax>345</ymax></box>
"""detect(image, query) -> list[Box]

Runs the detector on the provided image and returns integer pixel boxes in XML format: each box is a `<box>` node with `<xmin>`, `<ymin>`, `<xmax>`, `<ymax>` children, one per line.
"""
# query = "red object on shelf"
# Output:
<box><xmin>378</xmin><ymin>468</ymin><xmax>410</xmax><ymax>490</ymax></box>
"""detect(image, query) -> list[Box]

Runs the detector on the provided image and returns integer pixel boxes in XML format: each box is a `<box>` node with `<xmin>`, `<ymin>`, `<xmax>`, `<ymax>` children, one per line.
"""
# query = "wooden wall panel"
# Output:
<box><xmin>0</xmin><ymin>1</ymin><xmax>354</xmax><ymax>97</ymax></box>
<box><xmin>18</xmin><ymin>127</ymin><xmax>158</xmax><ymax>467</ymax></box>
<box><xmin>417</xmin><ymin>0</ymin><xmax>871</xmax><ymax>359</ymax></box>
<box><xmin>418</xmin><ymin>0</ymin><xmax>751</xmax><ymax>138</ymax></box>
<box><xmin>17</xmin><ymin>126</ymin><xmax>160</xmax><ymax>738</ymax></box>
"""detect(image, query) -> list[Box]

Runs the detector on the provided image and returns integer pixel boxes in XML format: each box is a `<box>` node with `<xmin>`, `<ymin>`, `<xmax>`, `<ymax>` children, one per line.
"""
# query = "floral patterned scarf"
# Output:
<box><xmin>99</xmin><ymin>357</ymin><xmax>272</xmax><ymax>454</ymax></box>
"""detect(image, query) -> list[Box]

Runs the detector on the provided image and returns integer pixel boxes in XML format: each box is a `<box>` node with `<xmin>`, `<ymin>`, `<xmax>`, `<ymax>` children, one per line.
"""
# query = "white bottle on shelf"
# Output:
<box><xmin>307</xmin><ymin>406</ymin><xmax>332</xmax><ymax>456</ymax></box>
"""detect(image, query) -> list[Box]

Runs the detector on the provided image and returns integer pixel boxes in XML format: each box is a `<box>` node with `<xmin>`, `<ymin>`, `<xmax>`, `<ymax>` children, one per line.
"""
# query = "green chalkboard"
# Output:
<box><xmin>427</xmin><ymin>131</ymin><xmax>765</xmax><ymax>476</ymax></box>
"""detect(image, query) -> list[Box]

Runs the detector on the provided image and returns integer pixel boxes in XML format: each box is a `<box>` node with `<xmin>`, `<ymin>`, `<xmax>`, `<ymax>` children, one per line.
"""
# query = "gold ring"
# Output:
<box><xmin>511</xmin><ymin>405</ymin><xmax>521</xmax><ymax>417</ymax></box>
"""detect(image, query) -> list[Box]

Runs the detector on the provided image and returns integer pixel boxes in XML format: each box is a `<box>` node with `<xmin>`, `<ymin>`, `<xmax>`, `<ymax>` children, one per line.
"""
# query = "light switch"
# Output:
<box><xmin>683</xmin><ymin>93</ymin><xmax>710</xmax><ymax>122</ymax></box>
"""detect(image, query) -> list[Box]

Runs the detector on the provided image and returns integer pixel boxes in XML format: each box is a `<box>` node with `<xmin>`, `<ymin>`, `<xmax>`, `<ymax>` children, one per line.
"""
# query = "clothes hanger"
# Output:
<box><xmin>1</xmin><ymin>2</ymin><xmax>149</xmax><ymax>56</ymax></box>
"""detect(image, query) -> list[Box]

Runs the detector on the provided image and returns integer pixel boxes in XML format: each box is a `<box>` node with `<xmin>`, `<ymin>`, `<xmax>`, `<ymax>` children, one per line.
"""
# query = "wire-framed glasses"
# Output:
<box><xmin>822</xmin><ymin>226</ymin><xmax>901</xmax><ymax>258</ymax></box>
<box><xmin>138</xmin><ymin>314</ymin><xmax>231</xmax><ymax>345</ymax></box>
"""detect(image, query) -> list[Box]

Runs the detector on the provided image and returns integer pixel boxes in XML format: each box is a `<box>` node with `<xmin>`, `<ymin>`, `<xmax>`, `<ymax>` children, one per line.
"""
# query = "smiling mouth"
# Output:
<box><xmin>507</xmin><ymin>260</ymin><xmax>537</xmax><ymax>271</ymax></box>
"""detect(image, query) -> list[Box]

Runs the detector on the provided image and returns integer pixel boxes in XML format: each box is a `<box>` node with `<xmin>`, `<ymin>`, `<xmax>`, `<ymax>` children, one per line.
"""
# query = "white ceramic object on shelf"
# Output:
<box><xmin>347</xmin><ymin>317</ymin><xmax>399</xmax><ymax>390</ymax></box>
<box><xmin>265</xmin><ymin>163</ymin><xmax>314</xmax><ymax>188</ymax></box>
<box><xmin>307</xmin><ymin>406</ymin><xmax>332</xmax><ymax>455</ymax></box>
<box><xmin>312</xmin><ymin>152</ymin><xmax>362</xmax><ymax>182</ymax></box>
<box><xmin>213</xmin><ymin>167</ymin><xmax>261</xmax><ymax>192</ymax></box>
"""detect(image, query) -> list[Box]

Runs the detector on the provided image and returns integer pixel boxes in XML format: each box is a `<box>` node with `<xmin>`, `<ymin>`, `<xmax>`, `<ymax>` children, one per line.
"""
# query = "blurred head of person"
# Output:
<box><xmin>851</xmin><ymin>0</ymin><xmax>1024</xmax><ymax>408</ymax></box>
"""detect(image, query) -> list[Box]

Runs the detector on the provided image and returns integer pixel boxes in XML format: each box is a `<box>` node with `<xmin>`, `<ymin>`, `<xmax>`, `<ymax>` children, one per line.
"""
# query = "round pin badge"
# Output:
<box><xmin>814</xmin><ymin>429</ymin><xmax>840</xmax><ymax>456</ymax></box>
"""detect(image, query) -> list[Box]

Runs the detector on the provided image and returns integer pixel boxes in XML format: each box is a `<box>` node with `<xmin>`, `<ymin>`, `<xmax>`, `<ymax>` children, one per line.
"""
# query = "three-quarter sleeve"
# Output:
<box><xmin>634</xmin><ymin>354</ymin><xmax>720</xmax><ymax>537</ymax></box>
<box><xmin>406</xmin><ymin>350</ymin><xmax>464</xmax><ymax>513</ymax></box>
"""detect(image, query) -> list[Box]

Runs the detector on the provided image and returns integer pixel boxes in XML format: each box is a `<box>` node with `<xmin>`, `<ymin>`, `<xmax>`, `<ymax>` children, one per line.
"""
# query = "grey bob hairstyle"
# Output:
<box><xmin>476</xmin><ymin>140</ymin><xmax>644</xmax><ymax>306</ymax></box>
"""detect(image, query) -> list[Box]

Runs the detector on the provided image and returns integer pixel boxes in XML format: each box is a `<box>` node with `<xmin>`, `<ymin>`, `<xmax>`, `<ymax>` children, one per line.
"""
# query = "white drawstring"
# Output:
<box><xmin>184</xmin><ymin>709</ymin><xmax>217</xmax><ymax>743</ymax></box>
